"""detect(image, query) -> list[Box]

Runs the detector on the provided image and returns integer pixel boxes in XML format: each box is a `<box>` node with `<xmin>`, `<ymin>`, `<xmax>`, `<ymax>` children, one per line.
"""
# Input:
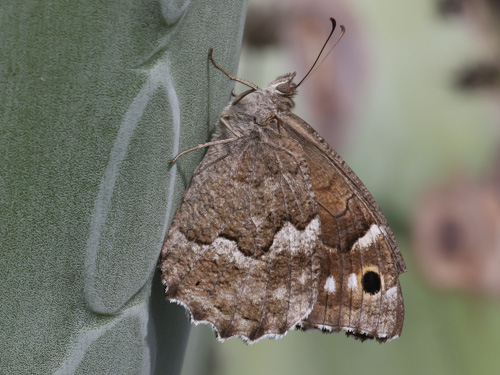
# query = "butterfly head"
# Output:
<box><xmin>267</xmin><ymin>72</ymin><xmax>298</xmax><ymax>98</ymax></box>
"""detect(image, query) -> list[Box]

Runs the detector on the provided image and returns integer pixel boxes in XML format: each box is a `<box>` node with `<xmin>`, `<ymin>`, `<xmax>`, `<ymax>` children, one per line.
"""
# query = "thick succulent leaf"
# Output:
<box><xmin>0</xmin><ymin>0</ymin><xmax>247</xmax><ymax>374</ymax></box>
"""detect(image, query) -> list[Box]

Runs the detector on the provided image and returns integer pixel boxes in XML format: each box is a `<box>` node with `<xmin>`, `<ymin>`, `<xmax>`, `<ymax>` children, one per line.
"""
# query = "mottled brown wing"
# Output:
<box><xmin>282</xmin><ymin>113</ymin><xmax>406</xmax><ymax>341</ymax></box>
<box><xmin>160</xmin><ymin>129</ymin><xmax>321</xmax><ymax>343</ymax></box>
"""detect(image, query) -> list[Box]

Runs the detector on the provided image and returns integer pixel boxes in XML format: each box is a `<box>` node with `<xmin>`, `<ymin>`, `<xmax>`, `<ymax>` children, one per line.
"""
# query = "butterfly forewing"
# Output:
<box><xmin>282</xmin><ymin>113</ymin><xmax>405</xmax><ymax>341</ymax></box>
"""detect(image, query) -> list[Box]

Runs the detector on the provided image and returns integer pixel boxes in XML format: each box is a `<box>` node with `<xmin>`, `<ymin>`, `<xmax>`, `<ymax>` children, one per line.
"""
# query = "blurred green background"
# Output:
<box><xmin>180</xmin><ymin>1</ymin><xmax>500</xmax><ymax>374</ymax></box>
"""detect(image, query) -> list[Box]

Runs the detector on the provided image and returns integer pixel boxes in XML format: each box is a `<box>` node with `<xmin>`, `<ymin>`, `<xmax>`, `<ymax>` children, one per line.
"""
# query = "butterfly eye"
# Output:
<box><xmin>276</xmin><ymin>82</ymin><xmax>292</xmax><ymax>94</ymax></box>
<box><xmin>362</xmin><ymin>271</ymin><xmax>381</xmax><ymax>295</ymax></box>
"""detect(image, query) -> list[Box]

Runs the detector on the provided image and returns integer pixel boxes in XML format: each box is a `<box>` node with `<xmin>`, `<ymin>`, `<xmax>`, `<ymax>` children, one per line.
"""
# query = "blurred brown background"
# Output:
<box><xmin>181</xmin><ymin>0</ymin><xmax>500</xmax><ymax>374</ymax></box>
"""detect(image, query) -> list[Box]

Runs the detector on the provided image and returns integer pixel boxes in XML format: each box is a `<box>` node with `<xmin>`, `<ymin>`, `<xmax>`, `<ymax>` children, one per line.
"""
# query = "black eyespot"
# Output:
<box><xmin>195</xmin><ymin>281</ymin><xmax>201</xmax><ymax>286</ymax></box>
<box><xmin>362</xmin><ymin>271</ymin><xmax>381</xmax><ymax>295</ymax></box>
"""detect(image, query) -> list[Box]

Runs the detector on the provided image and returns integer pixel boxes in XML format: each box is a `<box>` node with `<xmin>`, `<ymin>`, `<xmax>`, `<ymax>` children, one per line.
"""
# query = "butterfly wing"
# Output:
<box><xmin>160</xmin><ymin>129</ymin><xmax>321</xmax><ymax>343</ymax></box>
<box><xmin>281</xmin><ymin>113</ymin><xmax>406</xmax><ymax>341</ymax></box>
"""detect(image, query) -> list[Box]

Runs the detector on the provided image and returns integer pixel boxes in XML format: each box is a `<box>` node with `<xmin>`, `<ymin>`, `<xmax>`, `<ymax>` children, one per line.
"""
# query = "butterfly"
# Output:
<box><xmin>159</xmin><ymin>18</ymin><xmax>405</xmax><ymax>344</ymax></box>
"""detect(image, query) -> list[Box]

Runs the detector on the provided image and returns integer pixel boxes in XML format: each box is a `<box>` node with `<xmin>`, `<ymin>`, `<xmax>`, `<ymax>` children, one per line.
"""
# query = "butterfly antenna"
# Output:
<box><xmin>309</xmin><ymin>25</ymin><xmax>345</xmax><ymax>77</ymax></box>
<box><xmin>209</xmin><ymin>48</ymin><xmax>259</xmax><ymax>90</ymax></box>
<box><xmin>296</xmin><ymin>18</ymin><xmax>345</xmax><ymax>88</ymax></box>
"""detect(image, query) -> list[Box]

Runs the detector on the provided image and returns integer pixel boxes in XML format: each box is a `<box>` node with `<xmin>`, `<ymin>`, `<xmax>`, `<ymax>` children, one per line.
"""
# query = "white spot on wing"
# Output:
<box><xmin>269</xmin><ymin>217</ymin><xmax>320</xmax><ymax>254</ymax></box>
<box><xmin>385</xmin><ymin>286</ymin><xmax>398</xmax><ymax>300</ymax></box>
<box><xmin>324</xmin><ymin>276</ymin><xmax>336</xmax><ymax>294</ymax></box>
<box><xmin>348</xmin><ymin>273</ymin><xmax>358</xmax><ymax>290</ymax></box>
<box><xmin>354</xmin><ymin>224</ymin><xmax>385</xmax><ymax>249</ymax></box>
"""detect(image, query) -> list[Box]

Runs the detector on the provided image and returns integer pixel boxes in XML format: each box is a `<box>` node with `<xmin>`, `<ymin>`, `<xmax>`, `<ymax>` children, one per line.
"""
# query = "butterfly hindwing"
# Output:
<box><xmin>160</xmin><ymin>128</ymin><xmax>322</xmax><ymax>343</ymax></box>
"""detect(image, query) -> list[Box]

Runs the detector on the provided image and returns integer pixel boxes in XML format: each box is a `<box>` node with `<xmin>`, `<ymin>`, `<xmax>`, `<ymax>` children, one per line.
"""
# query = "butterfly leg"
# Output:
<box><xmin>171</xmin><ymin>137</ymin><xmax>240</xmax><ymax>164</ymax></box>
<box><xmin>209</xmin><ymin>48</ymin><xmax>259</xmax><ymax>90</ymax></box>
<box><xmin>171</xmin><ymin>117</ymin><xmax>243</xmax><ymax>164</ymax></box>
<box><xmin>220</xmin><ymin>117</ymin><xmax>243</xmax><ymax>137</ymax></box>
